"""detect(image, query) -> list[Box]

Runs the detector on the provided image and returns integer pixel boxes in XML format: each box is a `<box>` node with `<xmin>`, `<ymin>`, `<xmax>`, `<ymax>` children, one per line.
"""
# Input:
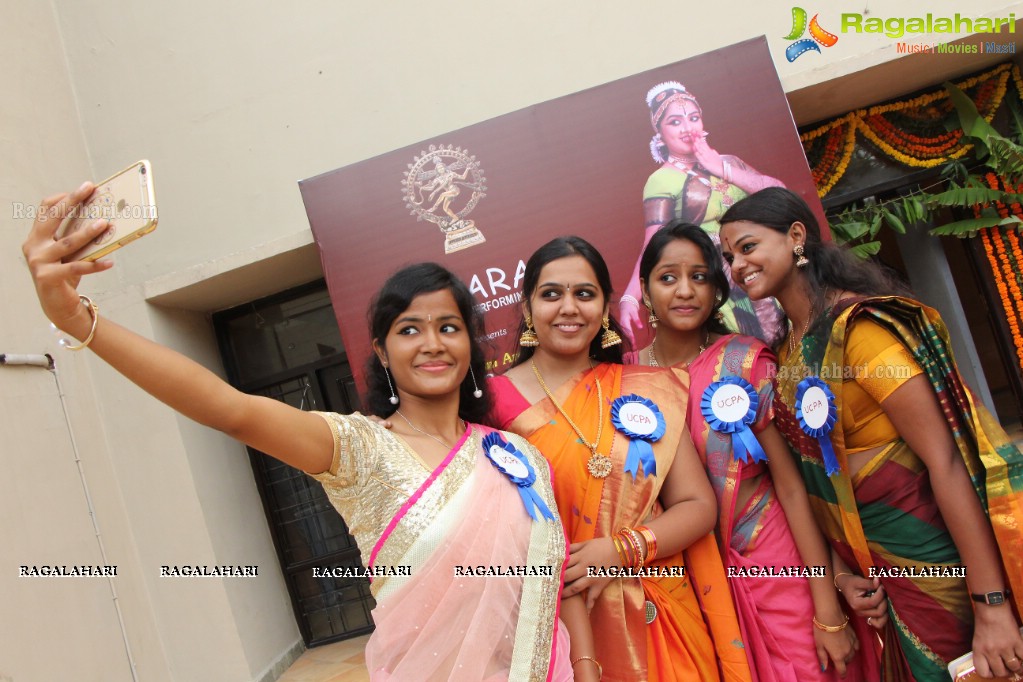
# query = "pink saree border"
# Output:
<box><xmin>367</xmin><ymin>423</ymin><xmax>473</xmax><ymax>571</ymax></box>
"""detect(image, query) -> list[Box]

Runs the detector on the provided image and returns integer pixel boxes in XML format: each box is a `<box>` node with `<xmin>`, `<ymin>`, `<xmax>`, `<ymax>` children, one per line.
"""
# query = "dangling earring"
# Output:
<box><xmin>601</xmin><ymin>315</ymin><xmax>623</xmax><ymax>349</ymax></box>
<box><xmin>644</xmin><ymin>298</ymin><xmax>659</xmax><ymax>328</ymax></box>
<box><xmin>383</xmin><ymin>364</ymin><xmax>399</xmax><ymax>405</ymax></box>
<box><xmin>469</xmin><ymin>366</ymin><xmax>483</xmax><ymax>399</ymax></box>
<box><xmin>794</xmin><ymin>244</ymin><xmax>809</xmax><ymax>268</ymax></box>
<box><xmin>519</xmin><ymin>314</ymin><xmax>539</xmax><ymax>347</ymax></box>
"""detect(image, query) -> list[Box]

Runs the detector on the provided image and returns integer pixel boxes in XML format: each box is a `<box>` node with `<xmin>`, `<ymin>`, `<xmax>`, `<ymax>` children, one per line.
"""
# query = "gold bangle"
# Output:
<box><xmin>571</xmin><ymin>655</ymin><xmax>603</xmax><ymax>679</ymax></box>
<box><xmin>833</xmin><ymin>571</ymin><xmax>854</xmax><ymax>592</ymax></box>
<box><xmin>611</xmin><ymin>534</ymin><xmax>629</xmax><ymax>566</ymax></box>
<box><xmin>62</xmin><ymin>295</ymin><xmax>99</xmax><ymax>351</ymax></box>
<box><xmin>812</xmin><ymin>614</ymin><xmax>850</xmax><ymax>632</ymax></box>
<box><xmin>636</xmin><ymin>525</ymin><xmax>658</xmax><ymax>563</ymax></box>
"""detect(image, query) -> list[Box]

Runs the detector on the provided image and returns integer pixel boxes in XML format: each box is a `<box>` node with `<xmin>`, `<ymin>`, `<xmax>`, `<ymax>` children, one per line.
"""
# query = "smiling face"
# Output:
<box><xmin>642</xmin><ymin>238</ymin><xmax>719</xmax><ymax>333</ymax></box>
<box><xmin>373</xmin><ymin>289</ymin><xmax>470</xmax><ymax>402</ymax></box>
<box><xmin>720</xmin><ymin>219</ymin><xmax>803</xmax><ymax>301</ymax></box>
<box><xmin>526</xmin><ymin>255</ymin><xmax>608</xmax><ymax>361</ymax></box>
<box><xmin>657</xmin><ymin>98</ymin><xmax>704</xmax><ymax>159</ymax></box>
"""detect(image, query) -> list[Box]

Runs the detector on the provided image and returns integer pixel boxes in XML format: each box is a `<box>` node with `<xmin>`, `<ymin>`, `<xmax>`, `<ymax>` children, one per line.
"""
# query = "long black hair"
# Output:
<box><xmin>639</xmin><ymin>220</ymin><xmax>731</xmax><ymax>337</ymax></box>
<box><xmin>365</xmin><ymin>262</ymin><xmax>491</xmax><ymax>422</ymax></box>
<box><xmin>719</xmin><ymin>187</ymin><xmax>911</xmax><ymax>313</ymax></box>
<box><xmin>512</xmin><ymin>236</ymin><xmax>629</xmax><ymax>366</ymax></box>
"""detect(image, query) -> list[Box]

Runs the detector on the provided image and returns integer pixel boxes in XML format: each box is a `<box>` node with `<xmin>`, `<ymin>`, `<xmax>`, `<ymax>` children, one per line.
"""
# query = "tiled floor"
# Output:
<box><xmin>278</xmin><ymin>635</ymin><xmax>370</xmax><ymax>682</ymax></box>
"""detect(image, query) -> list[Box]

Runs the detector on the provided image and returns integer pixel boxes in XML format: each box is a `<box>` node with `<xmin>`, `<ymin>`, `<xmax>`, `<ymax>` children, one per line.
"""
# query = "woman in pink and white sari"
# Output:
<box><xmin>313</xmin><ymin>265</ymin><xmax>580</xmax><ymax>680</ymax></box>
<box><xmin>22</xmin><ymin>184</ymin><xmax>582</xmax><ymax>681</ymax></box>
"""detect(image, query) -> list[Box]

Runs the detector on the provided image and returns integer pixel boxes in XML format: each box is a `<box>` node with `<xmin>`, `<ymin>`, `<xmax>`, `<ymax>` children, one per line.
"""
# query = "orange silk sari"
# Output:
<box><xmin>492</xmin><ymin>363</ymin><xmax>751</xmax><ymax>682</ymax></box>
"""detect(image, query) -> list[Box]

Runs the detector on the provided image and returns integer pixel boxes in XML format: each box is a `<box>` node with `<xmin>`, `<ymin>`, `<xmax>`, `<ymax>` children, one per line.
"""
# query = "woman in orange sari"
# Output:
<box><xmin>488</xmin><ymin>236</ymin><xmax>751</xmax><ymax>681</ymax></box>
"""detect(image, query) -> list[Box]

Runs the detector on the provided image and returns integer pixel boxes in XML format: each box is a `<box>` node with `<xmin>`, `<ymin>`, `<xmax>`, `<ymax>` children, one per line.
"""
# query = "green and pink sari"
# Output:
<box><xmin>772</xmin><ymin>296</ymin><xmax>1023</xmax><ymax>681</ymax></box>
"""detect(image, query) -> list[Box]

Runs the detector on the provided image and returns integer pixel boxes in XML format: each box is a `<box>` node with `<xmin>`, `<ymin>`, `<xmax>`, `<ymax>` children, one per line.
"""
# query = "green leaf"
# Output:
<box><xmin>870</xmin><ymin>213</ymin><xmax>883</xmax><ymax>238</ymax></box>
<box><xmin>839</xmin><ymin>221</ymin><xmax>870</xmax><ymax>241</ymax></box>
<box><xmin>944</xmin><ymin>82</ymin><xmax>999</xmax><ymax>154</ymax></box>
<box><xmin>850</xmin><ymin>242</ymin><xmax>882</xmax><ymax>258</ymax></box>
<box><xmin>928</xmin><ymin>215</ymin><xmax>1023</xmax><ymax>238</ymax></box>
<box><xmin>884</xmin><ymin>209</ymin><xmax>906</xmax><ymax>234</ymax></box>
<box><xmin>1007</xmin><ymin>93</ymin><xmax>1023</xmax><ymax>144</ymax></box>
<box><xmin>929</xmin><ymin>186</ymin><xmax>1023</xmax><ymax>206</ymax></box>
<box><xmin>912</xmin><ymin>198</ymin><xmax>926</xmax><ymax>222</ymax></box>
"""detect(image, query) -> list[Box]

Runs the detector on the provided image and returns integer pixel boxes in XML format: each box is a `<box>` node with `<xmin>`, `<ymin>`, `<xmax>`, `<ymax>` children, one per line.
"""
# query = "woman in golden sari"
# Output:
<box><xmin>22</xmin><ymin>182</ymin><xmax>589</xmax><ymax>681</ymax></box>
<box><xmin>719</xmin><ymin>187</ymin><xmax>1023</xmax><ymax>681</ymax></box>
<box><xmin>487</xmin><ymin>236</ymin><xmax>751</xmax><ymax>681</ymax></box>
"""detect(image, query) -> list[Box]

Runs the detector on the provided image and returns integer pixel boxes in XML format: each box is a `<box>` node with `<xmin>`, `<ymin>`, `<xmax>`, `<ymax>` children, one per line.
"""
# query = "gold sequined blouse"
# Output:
<box><xmin>308</xmin><ymin>411</ymin><xmax>479</xmax><ymax>597</ymax></box>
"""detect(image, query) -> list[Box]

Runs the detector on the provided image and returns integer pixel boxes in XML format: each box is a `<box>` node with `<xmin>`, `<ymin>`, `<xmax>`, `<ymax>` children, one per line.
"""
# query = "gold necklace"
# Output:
<box><xmin>649</xmin><ymin>332</ymin><xmax>709</xmax><ymax>369</ymax></box>
<box><xmin>531</xmin><ymin>360</ymin><xmax>612</xmax><ymax>478</ymax></box>
<box><xmin>395</xmin><ymin>410</ymin><xmax>463</xmax><ymax>450</ymax></box>
<box><xmin>787</xmin><ymin>305</ymin><xmax>815</xmax><ymax>355</ymax></box>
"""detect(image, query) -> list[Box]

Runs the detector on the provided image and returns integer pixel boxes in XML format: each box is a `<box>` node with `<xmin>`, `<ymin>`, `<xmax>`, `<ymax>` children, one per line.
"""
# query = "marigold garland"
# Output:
<box><xmin>977</xmin><ymin>172</ymin><xmax>1023</xmax><ymax>373</ymax></box>
<box><xmin>801</xmin><ymin>63</ymin><xmax>1015</xmax><ymax>198</ymax></box>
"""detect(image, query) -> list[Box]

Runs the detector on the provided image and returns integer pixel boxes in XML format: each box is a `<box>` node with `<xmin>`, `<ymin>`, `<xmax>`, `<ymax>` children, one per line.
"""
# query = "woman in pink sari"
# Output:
<box><xmin>22</xmin><ymin>181</ymin><xmax>586</xmax><ymax>681</ymax></box>
<box><xmin>629</xmin><ymin>221</ymin><xmax>877</xmax><ymax>681</ymax></box>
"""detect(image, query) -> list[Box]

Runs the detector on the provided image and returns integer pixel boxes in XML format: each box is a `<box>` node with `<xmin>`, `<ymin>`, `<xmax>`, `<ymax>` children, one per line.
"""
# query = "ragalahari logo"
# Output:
<box><xmin>784</xmin><ymin>7</ymin><xmax>839</xmax><ymax>61</ymax></box>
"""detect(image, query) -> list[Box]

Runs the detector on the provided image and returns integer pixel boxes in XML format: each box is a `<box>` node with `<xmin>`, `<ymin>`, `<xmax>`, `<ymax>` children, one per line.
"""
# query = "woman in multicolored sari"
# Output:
<box><xmin>619</xmin><ymin>81</ymin><xmax>787</xmax><ymax>347</ymax></box>
<box><xmin>22</xmin><ymin>184</ymin><xmax>585</xmax><ymax>681</ymax></box>
<box><xmin>487</xmin><ymin>236</ymin><xmax>751</xmax><ymax>682</ymax></box>
<box><xmin>629</xmin><ymin>220</ymin><xmax>874</xmax><ymax>681</ymax></box>
<box><xmin>719</xmin><ymin>187</ymin><xmax>1023</xmax><ymax>681</ymax></box>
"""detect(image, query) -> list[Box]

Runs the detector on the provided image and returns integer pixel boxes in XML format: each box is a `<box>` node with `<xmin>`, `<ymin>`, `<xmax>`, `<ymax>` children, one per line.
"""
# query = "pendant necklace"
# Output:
<box><xmin>531</xmin><ymin>360</ymin><xmax>613</xmax><ymax>478</ymax></box>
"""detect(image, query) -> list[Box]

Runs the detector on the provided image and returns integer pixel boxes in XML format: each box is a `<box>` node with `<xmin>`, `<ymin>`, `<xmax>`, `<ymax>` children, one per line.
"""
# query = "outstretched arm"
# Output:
<box><xmin>23</xmin><ymin>184</ymin><xmax>334</xmax><ymax>474</ymax></box>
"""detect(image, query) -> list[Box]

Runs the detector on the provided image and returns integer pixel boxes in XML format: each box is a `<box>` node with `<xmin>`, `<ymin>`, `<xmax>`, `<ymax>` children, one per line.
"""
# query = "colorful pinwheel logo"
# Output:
<box><xmin>784</xmin><ymin>7</ymin><xmax>838</xmax><ymax>62</ymax></box>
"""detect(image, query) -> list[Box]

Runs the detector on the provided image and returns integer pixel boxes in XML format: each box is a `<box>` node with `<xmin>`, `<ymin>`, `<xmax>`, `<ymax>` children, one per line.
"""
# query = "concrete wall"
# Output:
<box><xmin>4</xmin><ymin>0</ymin><xmax>1023</xmax><ymax>679</ymax></box>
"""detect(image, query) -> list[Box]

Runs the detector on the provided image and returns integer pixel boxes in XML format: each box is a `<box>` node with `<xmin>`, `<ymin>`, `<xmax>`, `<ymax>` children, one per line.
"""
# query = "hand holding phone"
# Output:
<box><xmin>57</xmin><ymin>160</ymin><xmax>158</xmax><ymax>261</ymax></box>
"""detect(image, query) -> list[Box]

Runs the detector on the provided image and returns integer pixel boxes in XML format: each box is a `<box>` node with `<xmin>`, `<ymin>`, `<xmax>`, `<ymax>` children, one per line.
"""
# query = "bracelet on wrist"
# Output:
<box><xmin>619</xmin><ymin>295</ymin><xmax>640</xmax><ymax>308</ymax></box>
<box><xmin>53</xmin><ymin>295</ymin><xmax>99</xmax><ymax>351</ymax></box>
<box><xmin>635</xmin><ymin>525</ymin><xmax>658</xmax><ymax>563</ymax></box>
<box><xmin>571</xmin><ymin>656</ymin><xmax>602</xmax><ymax>679</ymax></box>
<box><xmin>812</xmin><ymin>614</ymin><xmax>850</xmax><ymax>632</ymax></box>
<box><xmin>833</xmin><ymin>571</ymin><xmax>854</xmax><ymax>592</ymax></box>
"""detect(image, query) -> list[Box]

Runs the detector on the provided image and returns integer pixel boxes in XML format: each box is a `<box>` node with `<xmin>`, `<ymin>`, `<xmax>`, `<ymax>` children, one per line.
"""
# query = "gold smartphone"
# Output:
<box><xmin>59</xmin><ymin>160</ymin><xmax>158</xmax><ymax>261</ymax></box>
<box><xmin>948</xmin><ymin>628</ymin><xmax>1023</xmax><ymax>680</ymax></box>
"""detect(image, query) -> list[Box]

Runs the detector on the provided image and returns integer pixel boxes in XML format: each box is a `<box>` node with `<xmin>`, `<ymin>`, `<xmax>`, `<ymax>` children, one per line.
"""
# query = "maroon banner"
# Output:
<box><xmin>300</xmin><ymin>37</ymin><xmax>821</xmax><ymax>398</ymax></box>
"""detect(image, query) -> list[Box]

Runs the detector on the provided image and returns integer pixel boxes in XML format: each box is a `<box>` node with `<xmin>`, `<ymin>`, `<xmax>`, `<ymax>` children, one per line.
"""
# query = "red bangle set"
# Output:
<box><xmin>612</xmin><ymin>525</ymin><xmax>658</xmax><ymax>569</ymax></box>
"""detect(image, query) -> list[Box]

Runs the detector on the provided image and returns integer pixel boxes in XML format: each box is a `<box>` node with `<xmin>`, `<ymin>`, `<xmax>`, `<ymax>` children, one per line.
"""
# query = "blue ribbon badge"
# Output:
<box><xmin>481</xmin><ymin>432</ymin><xmax>556</xmax><ymax>521</ymax></box>
<box><xmin>701</xmin><ymin>376</ymin><xmax>767</xmax><ymax>465</ymax></box>
<box><xmin>610</xmin><ymin>394</ymin><xmax>665</xmax><ymax>480</ymax></box>
<box><xmin>795</xmin><ymin>376</ymin><xmax>840</xmax><ymax>477</ymax></box>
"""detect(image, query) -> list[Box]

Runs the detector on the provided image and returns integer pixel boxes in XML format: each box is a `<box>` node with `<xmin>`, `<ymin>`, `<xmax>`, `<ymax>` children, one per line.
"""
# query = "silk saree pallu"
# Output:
<box><xmin>687</xmin><ymin>334</ymin><xmax>874</xmax><ymax>681</ymax></box>
<box><xmin>771</xmin><ymin>297</ymin><xmax>1023</xmax><ymax>681</ymax></box>
<box><xmin>495</xmin><ymin>363</ymin><xmax>751</xmax><ymax>682</ymax></box>
<box><xmin>312</xmin><ymin>414</ymin><xmax>570</xmax><ymax>682</ymax></box>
